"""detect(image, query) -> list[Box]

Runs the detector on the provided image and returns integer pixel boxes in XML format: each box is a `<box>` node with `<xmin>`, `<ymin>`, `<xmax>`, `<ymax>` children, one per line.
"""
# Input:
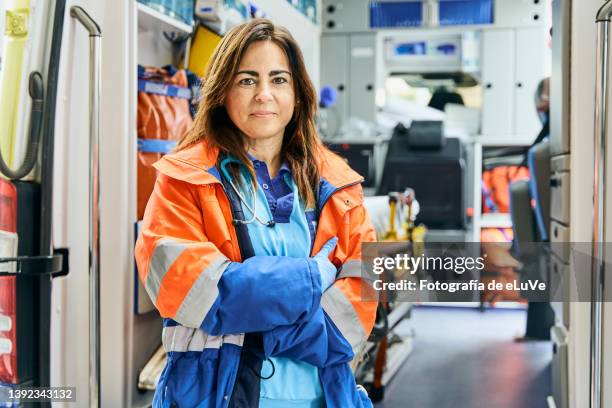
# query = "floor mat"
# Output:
<box><xmin>375</xmin><ymin>305</ymin><xmax>552</xmax><ymax>408</ymax></box>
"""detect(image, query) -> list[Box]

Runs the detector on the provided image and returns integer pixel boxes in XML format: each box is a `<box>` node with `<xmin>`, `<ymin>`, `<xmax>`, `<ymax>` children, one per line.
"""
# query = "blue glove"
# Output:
<box><xmin>312</xmin><ymin>237</ymin><xmax>338</xmax><ymax>291</ymax></box>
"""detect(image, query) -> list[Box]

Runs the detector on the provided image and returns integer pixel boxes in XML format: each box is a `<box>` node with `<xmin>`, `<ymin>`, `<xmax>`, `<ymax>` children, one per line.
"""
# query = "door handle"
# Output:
<box><xmin>590</xmin><ymin>3</ymin><xmax>612</xmax><ymax>407</ymax></box>
<box><xmin>69</xmin><ymin>6</ymin><xmax>101</xmax><ymax>408</ymax></box>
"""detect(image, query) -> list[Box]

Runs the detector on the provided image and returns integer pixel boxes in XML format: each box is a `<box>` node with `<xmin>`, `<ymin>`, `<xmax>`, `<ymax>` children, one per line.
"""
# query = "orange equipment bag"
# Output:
<box><xmin>137</xmin><ymin>65</ymin><xmax>193</xmax><ymax>219</ymax></box>
<box><xmin>481</xmin><ymin>165</ymin><xmax>530</xmax><ymax>214</ymax></box>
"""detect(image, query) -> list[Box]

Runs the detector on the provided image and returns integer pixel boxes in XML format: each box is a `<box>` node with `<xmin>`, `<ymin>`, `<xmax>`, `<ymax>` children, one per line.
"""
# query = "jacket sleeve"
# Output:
<box><xmin>135</xmin><ymin>174</ymin><xmax>322</xmax><ymax>334</ymax></box>
<box><xmin>262</xmin><ymin>202</ymin><xmax>378</xmax><ymax>367</ymax></box>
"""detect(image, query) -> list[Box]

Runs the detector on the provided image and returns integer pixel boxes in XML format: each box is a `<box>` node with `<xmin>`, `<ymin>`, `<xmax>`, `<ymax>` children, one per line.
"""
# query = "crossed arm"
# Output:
<box><xmin>135</xmin><ymin>174</ymin><xmax>377</xmax><ymax>366</ymax></box>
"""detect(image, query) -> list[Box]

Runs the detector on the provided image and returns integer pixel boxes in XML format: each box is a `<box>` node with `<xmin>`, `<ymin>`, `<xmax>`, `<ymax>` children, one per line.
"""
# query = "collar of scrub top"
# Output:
<box><xmin>219</xmin><ymin>153</ymin><xmax>291</xmax><ymax>227</ymax></box>
<box><xmin>246</xmin><ymin>153</ymin><xmax>296</xmax><ymax>224</ymax></box>
<box><xmin>219</xmin><ymin>152</ymin><xmax>292</xmax><ymax>184</ymax></box>
<box><xmin>246</xmin><ymin>152</ymin><xmax>292</xmax><ymax>179</ymax></box>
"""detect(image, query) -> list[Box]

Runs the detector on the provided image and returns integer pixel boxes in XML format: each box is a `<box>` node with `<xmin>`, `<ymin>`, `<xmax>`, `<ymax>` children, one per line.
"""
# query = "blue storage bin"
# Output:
<box><xmin>282</xmin><ymin>0</ymin><xmax>317</xmax><ymax>23</ymax></box>
<box><xmin>226</xmin><ymin>0</ymin><xmax>249</xmax><ymax>19</ymax></box>
<box><xmin>370</xmin><ymin>1</ymin><xmax>422</xmax><ymax>28</ymax></box>
<box><xmin>300</xmin><ymin>0</ymin><xmax>317</xmax><ymax>23</ymax></box>
<box><xmin>439</xmin><ymin>0</ymin><xmax>494</xmax><ymax>26</ymax></box>
<box><xmin>138</xmin><ymin>0</ymin><xmax>164</xmax><ymax>12</ymax></box>
<box><xmin>161</xmin><ymin>0</ymin><xmax>179</xmax><ymax>19</ymax></box>
<box><xmin>178</xmin><ymin>0</ymin><xmax>195</xmax><ymax>25</ymax></box>
<box><xmin>395</xmin><ymin>41</ymin><xmax>427</xmax><ymax>56</ymax></box>
<box><xmin>138</xmin><ymin>0</ymin><xmax>194</xmax><ymax>25</ymax></box>
<box><xmin>302</xmin><ymin>0</ymin><xmax>318</xmax><ymax>24</ymax></box>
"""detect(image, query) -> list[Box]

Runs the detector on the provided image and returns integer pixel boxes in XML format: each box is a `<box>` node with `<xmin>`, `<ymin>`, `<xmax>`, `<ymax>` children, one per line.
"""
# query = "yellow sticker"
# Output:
<box><xmin>5</xmin><ymin>9</ymin><xmax>29</xmax><ymax>38</ymax></box>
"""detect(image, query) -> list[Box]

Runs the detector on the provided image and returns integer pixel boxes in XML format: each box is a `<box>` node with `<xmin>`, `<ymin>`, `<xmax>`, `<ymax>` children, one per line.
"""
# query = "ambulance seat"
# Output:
<box><xmin>509</xmin><ymin>180</ymin><xmax>537</xmax><ymax>245</ymax></box>
<box><xmin>527</xmin><ymin>139</ymin><xmax>551</xmax><ymax>241</ymax></box>
<box><xmin>377</xmin><ymin>122</ymin><xmax>466</xmax><ymax>230</ymax></box>
<box><xmin>509</xmin><ymin>139</ymin><xmax>550</xmax><ymax>245</ymax></box>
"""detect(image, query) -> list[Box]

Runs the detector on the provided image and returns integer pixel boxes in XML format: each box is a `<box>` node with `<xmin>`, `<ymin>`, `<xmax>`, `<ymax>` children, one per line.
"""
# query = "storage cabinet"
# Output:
<box><xmin>320</xmin><ymin>34</ymin><xmax>349</xmax><ymax>131</ymax></box>
<box><xmin>323</xmin><ymin>0</ymin><xmax>545</xmax><ymax>33</ymax></box>
<box><xmin>321</xmin><ymin>33</ymin><xmax>377</xmax><ymax>129</ymax></box>
<box><xmin>481</xmin><ymin>29</ymin><xmax>515</xmax><ymax>138</ymax></box>
<box><xmin>481</xmin><ymin>27</ymin><xmax>547</xmax><ymax>143</ymax></box>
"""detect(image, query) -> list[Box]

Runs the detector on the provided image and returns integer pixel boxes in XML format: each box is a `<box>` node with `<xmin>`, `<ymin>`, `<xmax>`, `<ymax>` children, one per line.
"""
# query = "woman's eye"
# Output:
<box><xmin>273</xmin><ymin>77</ymin><xmax>288</xmax><ymax>84</ymax></box>
<box><xmin>239</xmin><ymin>78</ymin><xmax>255</xmax><ymax>86</ymax></box>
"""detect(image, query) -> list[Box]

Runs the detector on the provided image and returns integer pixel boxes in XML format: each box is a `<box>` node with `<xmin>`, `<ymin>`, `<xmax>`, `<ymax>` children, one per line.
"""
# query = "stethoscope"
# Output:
<box><xmin>220</xmin><ymin>157</ymin><xmax>276</xmax><ymax>228</ymax></box>
<box><xmin>219</xmin><ymin>157</ymin><xmax>277</xmax><ymax>381</ymax></box>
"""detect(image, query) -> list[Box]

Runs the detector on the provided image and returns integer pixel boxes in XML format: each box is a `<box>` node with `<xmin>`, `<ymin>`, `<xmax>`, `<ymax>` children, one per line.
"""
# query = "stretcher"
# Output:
<box><xmin>355</xmin><ymin>190</ymin><xmax>426</xmax><ymax>402</ymax></box>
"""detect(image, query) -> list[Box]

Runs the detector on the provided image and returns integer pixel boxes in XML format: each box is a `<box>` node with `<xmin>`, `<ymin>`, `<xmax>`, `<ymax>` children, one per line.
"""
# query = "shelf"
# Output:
<box><xmin>480</xmin><ymin>213</ymin><xmax>512</xmax><ymax>228</ymax></box>
<box><xmin>137</xmin><ymin>2</ymin><xmax>193</xmax><ymax>35</ymax></box>
<box><xmin>469</xmin><ymin>135</ymin><xmax>535</xmax><ymax>147</ymax></box>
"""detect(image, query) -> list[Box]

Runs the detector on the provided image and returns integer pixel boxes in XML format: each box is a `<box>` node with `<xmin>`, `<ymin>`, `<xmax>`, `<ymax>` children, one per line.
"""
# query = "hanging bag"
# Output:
<box><xmin>137</xmin><ymin>65</ymin><xmax>193</xmax><ymax>219</ymax></box>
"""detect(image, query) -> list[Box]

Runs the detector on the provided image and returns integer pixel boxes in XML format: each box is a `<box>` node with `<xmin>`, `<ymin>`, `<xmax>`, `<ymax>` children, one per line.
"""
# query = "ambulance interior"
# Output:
<box><xmin>0</xmin><ymin>0</ymin><xmax>608</xmax><ymax>407</ymax></box>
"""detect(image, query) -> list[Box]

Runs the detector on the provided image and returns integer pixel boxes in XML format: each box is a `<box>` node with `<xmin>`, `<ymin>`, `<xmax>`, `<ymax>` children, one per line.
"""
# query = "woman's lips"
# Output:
<box><xmin>251</xmin><ymin>111</ymin><xmax>276</xmax><ymax>117</ymax></box>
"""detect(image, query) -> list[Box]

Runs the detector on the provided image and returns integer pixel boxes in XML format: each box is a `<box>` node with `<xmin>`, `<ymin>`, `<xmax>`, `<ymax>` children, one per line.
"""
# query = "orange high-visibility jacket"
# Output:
<box><xmin>135</xmin><ymin>140</ymin><xmax>377</xmax><ymax>407</ymax></box>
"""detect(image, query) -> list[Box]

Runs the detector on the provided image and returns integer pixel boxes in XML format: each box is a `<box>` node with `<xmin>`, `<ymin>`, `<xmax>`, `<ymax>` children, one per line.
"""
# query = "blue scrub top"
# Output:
<box><xmin>220</xmin><ymin>155</ymin><xmax>324</xmax><ymax>408</ymax></box>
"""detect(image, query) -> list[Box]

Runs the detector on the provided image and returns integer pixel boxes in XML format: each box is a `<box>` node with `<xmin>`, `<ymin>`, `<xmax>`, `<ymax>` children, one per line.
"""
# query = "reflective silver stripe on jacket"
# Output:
<box><xmin>162</xmin><ymin>325</ymin><xmax>245</xmax><ymax>352</ymax></box>
<box><xmin>336</xmin><ymin>259</ymin><xmax>362</xmax><ymax>280</ymax></box>
<box><xmin>321</xmin><ymin>285</ymin><xmax>367</xmax><ymax>355</ymax></box>
<box><xmin>145</xmin><ymin>239</ymin><xmax>230</xmax><ymax>328</ymax></box>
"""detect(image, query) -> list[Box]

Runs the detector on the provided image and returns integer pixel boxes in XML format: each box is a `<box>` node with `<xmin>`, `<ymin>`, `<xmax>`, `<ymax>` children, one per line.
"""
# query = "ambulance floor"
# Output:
<box><xmin>375</xmin><ymin>305</ymin><xmax>552</xmax><ymax>408</ymax></box>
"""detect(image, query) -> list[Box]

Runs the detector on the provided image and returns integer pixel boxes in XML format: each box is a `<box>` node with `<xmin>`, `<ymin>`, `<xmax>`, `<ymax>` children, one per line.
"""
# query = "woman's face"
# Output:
<box><xmin>225</xmin><ymin>40</ymin><xmax>295</xmax><ymax>144</ymax></box>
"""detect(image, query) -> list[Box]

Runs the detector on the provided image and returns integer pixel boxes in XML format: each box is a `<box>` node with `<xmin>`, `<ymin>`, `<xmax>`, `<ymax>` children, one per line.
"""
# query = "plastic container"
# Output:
<box><xmin>138</xmin><ymin>0</ymin><xmax>194</xmax><ymax>25</ymax></box>
<box><xmin>301</xmin><ymin>0</ymin><xmax>317</xmax><ymax>23</ymax></box>
<box><xmin>177</xmin><ymin>0</ymin><xmax>195</xmax><ymax>25</ymax></box>
<box><xmin>439</xmin><ymin>0</ymin><xmax>494</xmax><ymax>26</ymax></box>
<box><xmin>370</xmin><ymin>1</ymin><xmax>422</xmax><ymax>28</ymax></box>
<box><xmin>226</xmin><ymin>0</ymin><xmax>248</xmax><ymax>20</ymax></box>
<box><xmin>137</xmin><ymin>0</ymin><xmax>164</xmax><ymax>13</ymax></box>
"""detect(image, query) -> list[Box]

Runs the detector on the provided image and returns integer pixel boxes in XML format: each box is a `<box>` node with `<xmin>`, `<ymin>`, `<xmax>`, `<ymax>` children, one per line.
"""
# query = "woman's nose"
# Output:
<box><xmin>254</xmin><ymin>82</ymin><xmax>274</xmax><ymax>103</ymax></box>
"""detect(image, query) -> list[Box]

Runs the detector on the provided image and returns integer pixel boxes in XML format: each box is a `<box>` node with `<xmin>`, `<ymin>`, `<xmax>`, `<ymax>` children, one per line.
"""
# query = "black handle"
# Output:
<box><xmin>0</xmin><ymin>71</ymin><xmax>44</xmax><ymax>180</ymax></box>
<box><xmin>0</xmin><ymin>253</ymin><xmax>65</xmax><ymax>277</ymax></box>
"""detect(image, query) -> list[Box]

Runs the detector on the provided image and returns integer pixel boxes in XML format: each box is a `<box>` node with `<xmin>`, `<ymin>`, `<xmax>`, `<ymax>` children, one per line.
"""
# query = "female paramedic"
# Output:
<box><xmin>135</xmin><ymin>18</ymin><xmax>377</xmax><ymax>408</ymax></box>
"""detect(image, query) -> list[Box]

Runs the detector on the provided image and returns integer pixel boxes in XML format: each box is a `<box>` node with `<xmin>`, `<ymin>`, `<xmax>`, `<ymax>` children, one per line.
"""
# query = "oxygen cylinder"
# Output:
<box><xmin>0</xmin><ymin>0</ymin><xmax>31</xmax><ymax>170</ymax></box>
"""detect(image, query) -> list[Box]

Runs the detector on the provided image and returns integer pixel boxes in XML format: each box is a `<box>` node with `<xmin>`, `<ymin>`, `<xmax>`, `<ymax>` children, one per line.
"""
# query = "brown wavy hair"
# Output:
<box><xmin>177</xmin><ymin>19</ymin><xmax>320</xmax><ymax>208</ymax></box>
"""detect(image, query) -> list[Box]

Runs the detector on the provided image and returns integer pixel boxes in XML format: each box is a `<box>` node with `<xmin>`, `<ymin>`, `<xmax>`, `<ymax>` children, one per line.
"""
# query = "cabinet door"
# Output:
<box><xmin>349</xmin><ymin>33</ymin><xmax>376</xmax><ymax>123</ymax></box>
<box><xmin>514</xmin><ymin>27</ymin><xmax>548</xmax><ymax>143</ymax></box>
<box><xmin>481</xmin><ymin>29</ymin><xmax>515</xmax><ymax>138</ymax></box>
<box><xmin>321</xmin><ymin>34</ymin><xmax>349</xmax><ymax>134</ymax></box>
<box><xmin>550</xmin><ymin>0</ymin><xmax>570</xmax><ymax>155</ymax></box>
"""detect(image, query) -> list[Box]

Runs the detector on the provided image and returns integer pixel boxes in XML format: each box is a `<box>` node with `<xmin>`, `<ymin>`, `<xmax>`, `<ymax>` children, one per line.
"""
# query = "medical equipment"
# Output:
<box><xmin>138</xmin><ymin>0</ymin><xmax>194</xmax><ymax>25</ymax></box>
<box><xmin>353</xmin><ymin>189</ymin><xmax>426</xmax><ymax>402</ymax></box>
<box><xmin>188</xmin><ymin>24</ymin><xmax>222</xmax><ymax>77</ymax></box>
<box><xmin>378</xmin><ymin>123</ymin><xmax>466</xmax><ymax>230</ymax></box>
<box><xmin>220</xmin><ymin>159</ymin><xmax>276</xmax><ymax>228</ymax></box>
<box><xmin>317</xmin><ymin>86</ymin><xmax>338</xmax><ymax>139</ymax></box>
<box><xmin>363</xmin><ymin>193</ymin><xmax>420</xmax><ymax>238</ymax></box>
<box><xmin>137</xmin><ymin>65</ymin><xmax>193</xmax><ymax>219</ymax></box>
<box><xmin>320</xmin><ymin>0</ymin><xmax>548</xmax><ymax>146</ymax></box>
<box><xmin>384</xmin><ymin>194</ymin><xmax>399</xmax><ymax>241</ymax></box>
<box><xmin>195</xmin><ymin>0</ymin><xmax>249</xmax><ymax>34</ymax></box>
<box><xmin>226</xmin><ymin>178</ymin><xmax>276</xmax><ymax>228</ymax></box>
<box><xmin>327</xmin><ymin>141</ymin><xmax>377</xmax><ymax>188</ymax></box>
